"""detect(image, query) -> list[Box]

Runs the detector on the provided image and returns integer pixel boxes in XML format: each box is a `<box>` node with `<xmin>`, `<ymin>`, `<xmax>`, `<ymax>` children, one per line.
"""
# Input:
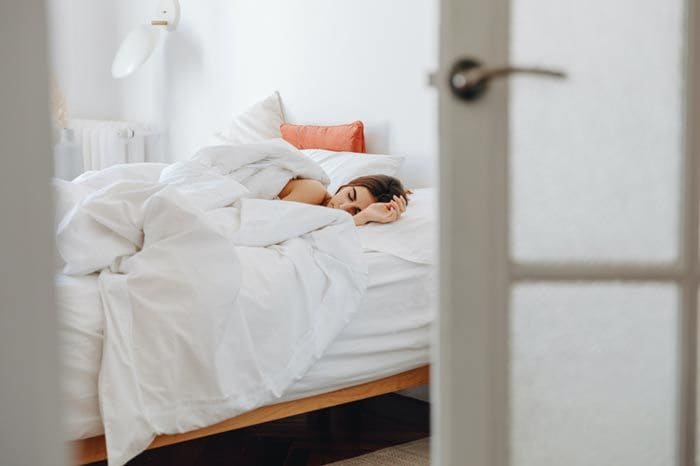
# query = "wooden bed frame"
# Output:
<box><xmin>73</xmin><ymin>364</ymin><xmax>430</xmax><ymax>465</ymax></box>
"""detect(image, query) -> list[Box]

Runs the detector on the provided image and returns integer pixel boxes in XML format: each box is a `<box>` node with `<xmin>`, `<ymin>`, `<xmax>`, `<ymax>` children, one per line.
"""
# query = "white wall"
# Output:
<box><xmin>49</xmin><ymin>0</ymin><xmax>439</xmax><ymax>187</ymax></box>
<box><xmin>47</xmin><ymin>0</ymin><xmax>124</xmax><ymax>120</ymax></box>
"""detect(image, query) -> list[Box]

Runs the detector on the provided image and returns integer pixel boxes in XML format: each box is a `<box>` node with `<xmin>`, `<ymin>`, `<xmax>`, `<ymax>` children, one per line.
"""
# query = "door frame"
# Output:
<box><xmin>0</xmin><ymin>3</ymin><xmax>67</xmax><ymax>466</ymax></box>
<box><xmin>434</xmin><ymin>1</ymin><xmax>700</xmax><ymax>465</ymax></box>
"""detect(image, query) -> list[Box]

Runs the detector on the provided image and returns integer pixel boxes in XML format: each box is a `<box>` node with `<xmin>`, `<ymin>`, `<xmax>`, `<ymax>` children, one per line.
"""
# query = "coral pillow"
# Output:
<box><xmin>280</xmin><ymin>121</ymin><xmax>366</xmax><ymax>153</ymax></box>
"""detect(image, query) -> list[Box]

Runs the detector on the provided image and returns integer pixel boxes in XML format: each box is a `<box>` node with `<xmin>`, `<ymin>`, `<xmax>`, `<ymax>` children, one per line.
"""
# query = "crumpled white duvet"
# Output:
<box><xmin>53</xmin><ymin>139</ymin><xmax>368</xmax><ymax>466</ymax></box>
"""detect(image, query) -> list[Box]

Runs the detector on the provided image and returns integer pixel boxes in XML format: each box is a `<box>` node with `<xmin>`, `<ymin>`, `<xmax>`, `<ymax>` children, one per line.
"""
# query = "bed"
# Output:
<box><xmin>54</xmin><ymin>139</ymin><xmax>436</xmax><ymax>464</ymax></box>
<box><xmin>64</xmin><ymin>250</ymin><xmax>434</xmax><ymax>464</ymax></box>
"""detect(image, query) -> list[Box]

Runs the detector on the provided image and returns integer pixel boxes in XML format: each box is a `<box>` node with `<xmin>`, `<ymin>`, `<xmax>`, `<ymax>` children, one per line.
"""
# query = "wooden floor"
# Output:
<box><xmin>87</xmin><ymin>393</ymin><xmax>430</xmax><ymax>466</ymax></box>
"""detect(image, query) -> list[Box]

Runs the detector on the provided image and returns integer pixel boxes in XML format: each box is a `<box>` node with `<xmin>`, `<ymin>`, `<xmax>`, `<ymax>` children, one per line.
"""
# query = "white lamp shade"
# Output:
<box><xmin>111</xmin><ymin>25</ymin><xmax>160</xmax><ymax>79</ymax></box>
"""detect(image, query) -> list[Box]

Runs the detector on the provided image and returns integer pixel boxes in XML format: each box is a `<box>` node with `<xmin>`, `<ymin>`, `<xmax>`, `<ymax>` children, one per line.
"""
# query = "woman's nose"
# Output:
<box><xmin>338</xmin><ymin>202</ymin><xmax>354</xmax><ymax>213</ymax></box>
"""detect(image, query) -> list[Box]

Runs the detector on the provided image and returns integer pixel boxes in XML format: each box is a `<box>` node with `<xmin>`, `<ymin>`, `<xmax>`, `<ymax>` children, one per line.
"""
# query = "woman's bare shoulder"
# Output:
<box><xmin>279</xmin><ymin>179</ymin><xmax>328</xmax><ymax>205</ymax></box>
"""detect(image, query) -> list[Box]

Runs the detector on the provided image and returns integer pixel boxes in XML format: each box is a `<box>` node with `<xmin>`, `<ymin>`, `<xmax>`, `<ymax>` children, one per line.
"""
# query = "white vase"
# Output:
<box><xmin>53</xmin><ymin>128</ymin><xmax>82</xmax><ymax>180</ymax></box>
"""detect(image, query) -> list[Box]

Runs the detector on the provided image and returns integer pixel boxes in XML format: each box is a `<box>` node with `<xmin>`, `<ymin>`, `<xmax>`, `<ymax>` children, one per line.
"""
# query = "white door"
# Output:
<box><xmin>435</xmin><ymin>0</ymin><xmax>700</xmax><ymax>465</ymax></box>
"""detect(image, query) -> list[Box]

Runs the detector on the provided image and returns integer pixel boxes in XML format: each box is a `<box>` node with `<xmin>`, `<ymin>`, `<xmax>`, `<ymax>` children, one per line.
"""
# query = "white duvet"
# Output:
<box><xmin>54</xmin><ymin>139</ymin><xmax>368</xmax><ymax>465</ymax></box>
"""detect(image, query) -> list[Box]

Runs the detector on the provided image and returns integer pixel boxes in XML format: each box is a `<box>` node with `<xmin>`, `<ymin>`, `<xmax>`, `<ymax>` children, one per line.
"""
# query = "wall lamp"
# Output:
<box><xmin>111</xmin><ymin>0</ymin><xmax>181</xmax><ymax>79</ymax></box>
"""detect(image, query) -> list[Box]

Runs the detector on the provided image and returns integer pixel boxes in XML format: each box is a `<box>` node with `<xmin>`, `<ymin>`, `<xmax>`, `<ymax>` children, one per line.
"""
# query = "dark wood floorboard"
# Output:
<box><xmin>87</xmin><ymin>393</ymin><xmax>429</xmax><ymax>466</ymax></box>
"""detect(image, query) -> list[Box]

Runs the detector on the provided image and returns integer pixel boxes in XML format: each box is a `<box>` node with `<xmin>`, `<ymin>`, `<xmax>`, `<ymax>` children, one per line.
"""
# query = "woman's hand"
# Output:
<box><xmin>353</xmin><ymin>195</ymin><xmax>407</xmax><ymax>226</ymax></box>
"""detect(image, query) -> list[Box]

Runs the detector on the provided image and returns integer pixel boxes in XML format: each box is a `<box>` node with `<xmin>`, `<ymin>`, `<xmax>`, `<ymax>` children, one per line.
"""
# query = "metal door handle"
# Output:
<box><xmin>450</xmin><ymin>58</ymin><xmax>566</xmax><ymax>101</ymax></box>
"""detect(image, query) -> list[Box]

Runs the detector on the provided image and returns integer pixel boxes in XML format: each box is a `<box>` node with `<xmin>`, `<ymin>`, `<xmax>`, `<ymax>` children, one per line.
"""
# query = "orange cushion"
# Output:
<box><xmin>280</xmin><ymin>121</ymin><xmax>366</xmax><ymax>153</ymax></box>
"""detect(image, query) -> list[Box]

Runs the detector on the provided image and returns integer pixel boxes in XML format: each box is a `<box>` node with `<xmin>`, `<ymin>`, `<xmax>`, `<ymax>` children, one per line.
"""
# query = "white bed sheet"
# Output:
<box><xmin>59</xmin><ymin>250</ymin><xmax>434</xmax><ymax>441</ymax></box>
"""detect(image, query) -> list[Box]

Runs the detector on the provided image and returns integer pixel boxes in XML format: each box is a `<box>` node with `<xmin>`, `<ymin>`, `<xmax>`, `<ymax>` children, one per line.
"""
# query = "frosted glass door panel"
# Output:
<box><xmin>509</xmin><ymin>0</ymin><xmax>685</xmax><ymax>262</ymax></box>
<box><xmin>510</xmin><ymin>284</ymin><xmax>678</xmax><ymax>466</ymax></box>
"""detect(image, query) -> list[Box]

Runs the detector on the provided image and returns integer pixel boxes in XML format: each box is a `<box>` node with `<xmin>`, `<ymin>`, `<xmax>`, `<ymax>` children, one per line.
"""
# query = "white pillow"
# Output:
<box><xmin>300</xmin><ymin>149</ymin><xmax>404</xmax><ymax>194</ymax></box>
<box><xmin>357</xmin><ymin>188</ymin><xmax>436</xmax><ymax>264</ymax></box>
<box><xmin>212</xmin><ymin>92</ymin><xmax>285</xmax><ymax>145</ymax></box>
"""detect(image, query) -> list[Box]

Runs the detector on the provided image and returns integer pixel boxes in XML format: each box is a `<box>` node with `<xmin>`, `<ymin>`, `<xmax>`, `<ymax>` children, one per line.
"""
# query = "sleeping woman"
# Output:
<box><xmin>278</xmin><ymin>174</ymin><xmax>409</xmax><ymax>226</ymax></box>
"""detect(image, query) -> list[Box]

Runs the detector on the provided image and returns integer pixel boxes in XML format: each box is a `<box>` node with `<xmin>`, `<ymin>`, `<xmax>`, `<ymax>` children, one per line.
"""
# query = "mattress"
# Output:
<box><xmin>58</xmin><ymin>250</ymin><xmax>435</xmax><ymax>441</ymax></box>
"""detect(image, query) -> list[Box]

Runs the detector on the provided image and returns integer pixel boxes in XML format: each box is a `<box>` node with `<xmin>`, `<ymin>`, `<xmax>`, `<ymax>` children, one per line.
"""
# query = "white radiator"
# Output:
<box><xmin>68</xmin><ymin>119</ymin><xmax>160</xmax><ymax>171</ymax></box>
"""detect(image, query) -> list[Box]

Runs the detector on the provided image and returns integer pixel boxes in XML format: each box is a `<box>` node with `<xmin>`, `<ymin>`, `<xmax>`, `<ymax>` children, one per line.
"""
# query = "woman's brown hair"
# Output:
<box><xmin>337</xmin><ymin>175</ymin><xmax>410</xmax><ymax>204</ymax></box>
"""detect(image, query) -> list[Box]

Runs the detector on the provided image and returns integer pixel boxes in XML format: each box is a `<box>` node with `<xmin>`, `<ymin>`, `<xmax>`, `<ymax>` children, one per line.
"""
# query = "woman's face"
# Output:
<box><xmin>327</xmin><ymin>185</ymin><xmax>375</xmax><ymax>215</ymax></box>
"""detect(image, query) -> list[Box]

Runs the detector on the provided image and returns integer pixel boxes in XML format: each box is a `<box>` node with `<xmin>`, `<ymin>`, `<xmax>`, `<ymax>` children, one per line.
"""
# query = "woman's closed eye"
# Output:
<box><xmin>346</xmin><ymin>188</ymin><xmax>360</xmax><ymax>214</ymax></box>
